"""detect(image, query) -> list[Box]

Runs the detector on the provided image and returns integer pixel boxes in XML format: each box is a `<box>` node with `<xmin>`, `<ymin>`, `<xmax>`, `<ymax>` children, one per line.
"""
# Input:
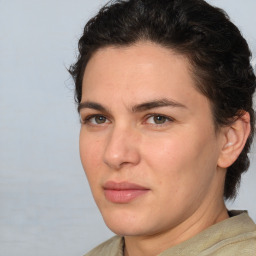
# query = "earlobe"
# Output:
<box><xmin>217</xmin><ymin>112</ymin><xmax>251</xmax><ymax>168</ymax></box>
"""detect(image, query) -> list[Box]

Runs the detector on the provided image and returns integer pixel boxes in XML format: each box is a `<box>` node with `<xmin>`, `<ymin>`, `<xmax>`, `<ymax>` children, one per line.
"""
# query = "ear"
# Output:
<box><xmin>217</xmin><ymin>112</ymin><xmax>251</xmax><ymax>168</ymax></box>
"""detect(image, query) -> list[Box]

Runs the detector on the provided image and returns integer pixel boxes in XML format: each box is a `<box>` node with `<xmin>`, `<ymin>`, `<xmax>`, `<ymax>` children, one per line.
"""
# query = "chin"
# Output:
<box><xmin>103</xmin><ymin>213</ymin><xmax>164</xmax><ymax>237</ymax></box>
<box><xmin>106</xmin><ymin>223</ymin><xmax>147</xmax><ymax>237</ymax></box>
<box><xmin>101</xmin><ymin>208</ymin><xmax>148</xmax><ymax>236</ymax></box>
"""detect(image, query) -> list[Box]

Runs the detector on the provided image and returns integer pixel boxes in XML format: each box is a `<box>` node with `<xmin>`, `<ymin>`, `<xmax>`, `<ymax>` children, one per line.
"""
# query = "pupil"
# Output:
<box><xmin>154</xmin><ymin>116</ymin><xmax>166</xmax><ymax>124</ymax></box>
<box><xmin>96</xmin><ymin>116</ymin><xmax>106</xmax><ymax>124</ymax></box>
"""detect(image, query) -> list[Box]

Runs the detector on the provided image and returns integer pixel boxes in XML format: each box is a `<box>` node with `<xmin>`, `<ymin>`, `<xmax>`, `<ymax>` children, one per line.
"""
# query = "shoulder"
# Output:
<box><xmin>199</xmin><ymin>211</ymin><xmax>256</xmax><ymax>256</ymax></box>
<box><xmin>84</xmin><ymin>236</ymin><xmax>123</xmax><ymax>256</ymax></box>
<box><xmin>200</xmin><ymin>235</ymin><xmax>256</xmax><ymax>256</ymax></box>
<box><xmin>159</xmin><ymin>211</ymin><xmax>256</xmax><ymax>256</ymax></box>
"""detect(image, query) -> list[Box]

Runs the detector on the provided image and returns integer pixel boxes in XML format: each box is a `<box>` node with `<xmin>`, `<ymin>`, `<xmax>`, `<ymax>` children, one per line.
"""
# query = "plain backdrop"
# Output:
<box><xmin>0</xmin><ymin>1</ymin><xmax>255</xmax><ymax>255</ymax></box>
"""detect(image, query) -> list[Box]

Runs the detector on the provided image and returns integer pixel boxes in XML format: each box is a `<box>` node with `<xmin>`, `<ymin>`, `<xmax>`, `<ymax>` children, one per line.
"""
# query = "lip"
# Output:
<box><xmin>103</xmin><ymin>181</ymin><xmax>150</xmax><ymax>203</ymax></box>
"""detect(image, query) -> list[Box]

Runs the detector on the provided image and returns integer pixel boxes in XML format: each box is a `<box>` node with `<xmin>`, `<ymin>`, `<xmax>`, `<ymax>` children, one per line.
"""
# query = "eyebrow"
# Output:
<box><xmin>78</xmin><ymin>101</ymin><xmax>108</xmax><ymax>113</ymax></box>
<box><xmin>131</xmin><ymin>98</ymin><xmax>187</xmax><ymax>112</ymax></box>
<box><xmin>78</xmin><ymin>98</ymin><xmax>187</xmax><ymax>113</ymax></box>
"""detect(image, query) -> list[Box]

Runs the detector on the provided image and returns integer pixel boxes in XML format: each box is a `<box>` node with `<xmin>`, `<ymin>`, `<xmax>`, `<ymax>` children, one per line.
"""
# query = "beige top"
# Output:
<box><xmin>84</xmin><ymin>211</ymin><xmax>256</xmax><ymax>256</ymax></box>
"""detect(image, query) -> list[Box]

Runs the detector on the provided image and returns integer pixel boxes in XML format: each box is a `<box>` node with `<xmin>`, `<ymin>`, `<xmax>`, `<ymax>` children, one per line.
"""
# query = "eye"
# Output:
<box><xmin>82</xmin><ymin>115</ymin><xmax>110</xmax><ymax>125</ymax></box>
<box><xmin>145</xmin><ymin>114</ymin><xmax>173</xmax><ymax>125</ymax></box>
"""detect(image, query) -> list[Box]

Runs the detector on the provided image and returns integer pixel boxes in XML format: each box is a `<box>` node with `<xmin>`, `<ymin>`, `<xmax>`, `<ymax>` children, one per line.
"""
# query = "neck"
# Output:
<box><xmin>124</xmin><ymin>197</ymin><xmax>229</xmax><ymax>256</ymax></box>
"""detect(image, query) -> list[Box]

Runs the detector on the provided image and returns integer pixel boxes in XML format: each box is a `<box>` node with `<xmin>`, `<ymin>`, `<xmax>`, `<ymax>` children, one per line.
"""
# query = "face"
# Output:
<box><xmin>79</xmin><ymin>42</ymin><xmax>226</xmax><ymax>237</ymax></box>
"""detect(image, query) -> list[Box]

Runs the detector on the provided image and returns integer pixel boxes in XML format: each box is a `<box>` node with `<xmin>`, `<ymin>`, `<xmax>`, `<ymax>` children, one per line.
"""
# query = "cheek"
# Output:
<box><xmin>140</xmin><ymin>137</ymin><xmax>186</xmax><ymax>197</ymax></box>
<box><xmin>142</xmin><ymin>131</ymin><xmax>216</xmax><ymax>191</ymax></box>
<box><xmin>79</xmin><ymin>131</ymin><xmax>103</xmax><ymax>179</ymax></box>
<box><xmin>143</xmin><ymin>134</ymin><xmax>190</xmax><ymax>172</ymax></box>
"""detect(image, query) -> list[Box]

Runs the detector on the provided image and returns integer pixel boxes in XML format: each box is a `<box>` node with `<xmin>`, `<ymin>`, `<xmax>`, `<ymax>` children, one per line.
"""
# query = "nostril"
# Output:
<box><xmin>103</xmin><ymin>144</ymin><xmax>140</xmax><ymax>170</ymax></box>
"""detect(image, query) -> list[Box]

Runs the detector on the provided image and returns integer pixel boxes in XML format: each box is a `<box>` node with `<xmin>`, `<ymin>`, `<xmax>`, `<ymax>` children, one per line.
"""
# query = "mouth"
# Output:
<box><xmin>103</xmin><ymin>181</ymin><xmax>150</xmax><ymax>203</ymax></box>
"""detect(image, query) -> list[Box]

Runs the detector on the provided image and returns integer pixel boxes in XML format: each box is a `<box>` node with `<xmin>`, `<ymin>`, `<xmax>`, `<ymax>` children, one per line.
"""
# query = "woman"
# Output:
<box><xmin>69</xmin><ymin>0</ymin><xmax>256</xmax><ymax>255</ymax></box>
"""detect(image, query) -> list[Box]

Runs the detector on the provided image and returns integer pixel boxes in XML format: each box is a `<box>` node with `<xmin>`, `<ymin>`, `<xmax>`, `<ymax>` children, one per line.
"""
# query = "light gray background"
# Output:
<box><xmin>0</xmin><ymin>1</ymin><xmax>255</xmax><ymax>255</ymax></box>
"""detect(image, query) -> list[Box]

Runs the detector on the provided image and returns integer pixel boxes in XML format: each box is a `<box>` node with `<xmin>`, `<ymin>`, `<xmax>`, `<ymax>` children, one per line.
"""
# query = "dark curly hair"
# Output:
<box><xmin>69</xmin><ymin>0</ymin><xmax>256</xmax><ymax>199</ymax></box>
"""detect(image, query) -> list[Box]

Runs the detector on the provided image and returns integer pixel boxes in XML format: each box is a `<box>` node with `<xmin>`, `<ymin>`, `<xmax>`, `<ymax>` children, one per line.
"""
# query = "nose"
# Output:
<box><xmin>103</xmin><ymin>125</ymin><xmax>140</xmax><ymax>170</ymax></box>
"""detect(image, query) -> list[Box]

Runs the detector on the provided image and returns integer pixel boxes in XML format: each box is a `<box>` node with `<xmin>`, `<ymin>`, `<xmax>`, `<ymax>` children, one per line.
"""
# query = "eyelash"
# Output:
<box><xmin>144</xmin><ymin>114</ymin><xmax>174</xmax><ymax>126</ymax></box>
<box><xmin>81</xmin><ymin>113</ymin><xmax>174</xmax><ymax>126</ymax></box>
<box><xmin>81</xmin><ymin>114</ymin><xmax>110</xmax><ymax>125</ymax></box>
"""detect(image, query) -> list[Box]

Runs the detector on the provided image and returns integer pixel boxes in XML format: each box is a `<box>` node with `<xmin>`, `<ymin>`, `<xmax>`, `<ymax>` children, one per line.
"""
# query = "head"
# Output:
<box><xmin>70</xmin><ymin>0</ymin><xmax>255</xmax><ymax>200</ymax></box>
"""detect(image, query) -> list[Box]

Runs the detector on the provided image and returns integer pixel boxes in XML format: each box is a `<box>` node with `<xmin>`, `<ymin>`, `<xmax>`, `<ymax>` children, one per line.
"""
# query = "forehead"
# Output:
<box><xmin>81</xmin><ymin>42</ymin><xmax>210</xmax><ymax>113</ymax></box>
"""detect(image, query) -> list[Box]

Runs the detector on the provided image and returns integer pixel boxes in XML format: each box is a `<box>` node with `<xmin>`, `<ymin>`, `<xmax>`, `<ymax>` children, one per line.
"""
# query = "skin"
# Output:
<box><xmin>79</xmin><ymin>42</ymin><xmax>231</xmax><ymax>256</ymax></box>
